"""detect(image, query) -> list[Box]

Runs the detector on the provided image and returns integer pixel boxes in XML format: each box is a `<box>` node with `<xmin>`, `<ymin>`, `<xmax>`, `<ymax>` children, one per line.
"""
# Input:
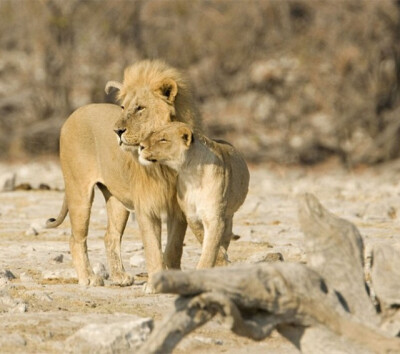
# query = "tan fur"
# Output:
<box><xmin>46</xmin><ymin>61</ymin><xmax>202</xmax><ymax>290</ymax></box>
<box><xmin>139</xmin><ymin>122</ymin><xmax>250</xmax><ymax>268</ymax></box>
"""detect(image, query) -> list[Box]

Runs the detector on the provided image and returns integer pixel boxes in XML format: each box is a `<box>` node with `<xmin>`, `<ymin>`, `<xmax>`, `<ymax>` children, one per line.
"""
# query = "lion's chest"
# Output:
<box><xmin>177</xmin><ymin>172</ymin><xmax>223</xmax><ymax>222</ymax></box>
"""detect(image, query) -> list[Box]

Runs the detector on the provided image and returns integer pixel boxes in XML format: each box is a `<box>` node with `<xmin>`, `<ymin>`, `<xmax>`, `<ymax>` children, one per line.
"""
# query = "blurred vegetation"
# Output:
<box><xmin>1</xmin><ymin>0</ymin><xmax>400</xmax><ymax>165</ymax></box>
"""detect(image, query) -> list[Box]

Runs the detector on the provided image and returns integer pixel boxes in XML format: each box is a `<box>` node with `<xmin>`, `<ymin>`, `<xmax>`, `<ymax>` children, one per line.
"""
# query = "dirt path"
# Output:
<box><xmin>0</xmin><ymin>159</ymin><xmax>399</xmax><ymax>353</ymax></box>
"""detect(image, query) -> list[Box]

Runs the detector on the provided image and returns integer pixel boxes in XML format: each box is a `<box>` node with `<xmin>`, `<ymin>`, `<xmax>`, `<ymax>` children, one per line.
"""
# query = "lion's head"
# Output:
<box><xmin>105</xmin><ymin>60</ymin><xmax>201</xmax><ymax>152</ymax></box>
<box><xmin>138</xmin><ymin>122</ymin><xmax>193</xmax><ymax>170</ymax></box>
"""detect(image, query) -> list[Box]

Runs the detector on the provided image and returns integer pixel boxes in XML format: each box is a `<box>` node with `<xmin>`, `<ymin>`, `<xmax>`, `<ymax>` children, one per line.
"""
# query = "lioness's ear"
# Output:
<box><xmin>105</xmin><ymin>81</ymin><xmax>123</xmax><ymax>95</ymax></box>
<box><xmin>179</xmin><ymin>126</ymin><xmax>193</xmax><ymax>147</ymax></box>
<box><xmin>155</xmin><ymin>78</ymin><xmax>178</xmax><ymax>103</ymax></box>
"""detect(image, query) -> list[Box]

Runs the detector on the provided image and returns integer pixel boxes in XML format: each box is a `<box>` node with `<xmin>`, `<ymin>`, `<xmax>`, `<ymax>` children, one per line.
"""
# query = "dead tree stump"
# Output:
<box><xmin>138</xmin><ymin>193</ymin><xmax>400</xmax><ymax>354</ymax></box>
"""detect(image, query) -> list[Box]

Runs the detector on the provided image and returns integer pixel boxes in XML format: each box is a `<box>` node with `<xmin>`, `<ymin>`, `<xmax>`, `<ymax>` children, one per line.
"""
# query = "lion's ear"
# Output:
<box><xmin>179</xmin><ymin>126</ymin><xmax>193</xmax><ymax>147</ymax></box>
<box><xmin>105</xmin><ymin>81</ymin><xmax>123</xmax><ymax>95</ymax></box>
<box><xmin>155</xmin><ymin>78</ymin><xmax>178</xmax><ymax>103</ymax></box>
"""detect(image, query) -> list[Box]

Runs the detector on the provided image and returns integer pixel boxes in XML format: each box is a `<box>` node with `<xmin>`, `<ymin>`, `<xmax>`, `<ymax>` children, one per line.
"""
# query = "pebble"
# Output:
<box><xmin>20</xmin><ymin>272</ymin><xmax>34</xmax><ymax>282</ymax></box>
<box><xmin>0</xmin><ymin>333</ymin><xmax>26</xmax><ymax>347</ymax></box>
<box><xmin>25</xmin><ymin>290</ymin><xmax>53</xmax><ymax>302</ymax></box>
<box><xmin>129</xmin><ymin>253</ymin><xmax>146</xmax><ymax>268</ymax></box>
<box><xmin>0</xmin><ymin>291</ymin><xmax>27</xmax><ymax>313</ymax></box>
<box><xmin>25</xmin><ymin>227</ymin><xmax>39</xmax><ymax>236</ymax></box>
<box><xmin>42</xmin><ymin>268</ymin><xmax>76</xmax><ymax>280</ymax></box>
<box><xmin>0</xmin><ymin>269</ymin><xmax>16</xmax><ymax>280</ymax></box>
<box><xmin>248</xmin><ymin>252</ymin><xmax>284</xmax><ymax>263</ymax></box>
<box><xmin>93</xmin><ymin>262</ymin><xmax>109</xmax><ymax>280</ymax></box>
<box><xmin>52</xmin><ymin>254</ymin><xmax>64</xmax><ymax>263</ymax></box>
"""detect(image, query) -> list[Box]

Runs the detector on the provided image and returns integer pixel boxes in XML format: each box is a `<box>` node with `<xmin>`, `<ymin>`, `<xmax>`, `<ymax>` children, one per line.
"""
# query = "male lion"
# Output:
<box><xmin>138</xmin><ymin>122</ymin><xmax>249</xmax><ymax>268</ymax></box>
<box><xmin>46</xmin><ymin>60</ymin><xmax>202</xmax><ymax>289</ymax></box>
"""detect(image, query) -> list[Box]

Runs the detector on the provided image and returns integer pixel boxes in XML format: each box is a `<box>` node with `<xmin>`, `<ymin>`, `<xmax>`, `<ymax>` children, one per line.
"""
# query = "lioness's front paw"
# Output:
<box><xmin>79</xmin><ymin>275</ymin><xmax>104</xmax><ymax>286</ymax></box>
<box><xmin>111</xmin><ymin>272</ymin><xmax>134</xmax><ymax>287</ymax></box>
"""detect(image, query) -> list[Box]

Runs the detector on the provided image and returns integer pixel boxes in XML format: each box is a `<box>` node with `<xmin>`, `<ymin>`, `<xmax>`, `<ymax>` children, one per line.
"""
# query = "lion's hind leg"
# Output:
<box><xmin>215</xmin><ymin>216</ymin><xmax>233</xmax><ymax>266</ymax></box>
<box><xmin>196</xmin><ymin>217</ymin><xmax>225</xmax><ymax>269</ymax></box>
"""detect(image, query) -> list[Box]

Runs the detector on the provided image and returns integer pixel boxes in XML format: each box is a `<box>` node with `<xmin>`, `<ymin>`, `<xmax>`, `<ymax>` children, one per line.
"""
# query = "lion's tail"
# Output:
<box><xmin>45</xmin><ymin>195</ymin><xmax>68</xmax><ymax>228</ymax></box>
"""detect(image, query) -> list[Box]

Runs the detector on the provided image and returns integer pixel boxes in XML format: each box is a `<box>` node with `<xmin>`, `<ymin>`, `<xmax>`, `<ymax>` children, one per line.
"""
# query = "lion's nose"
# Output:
<box><xmin>114</xmin><ymin>128</ymin><xmax>126</xmax><ymax>138</ymax></box>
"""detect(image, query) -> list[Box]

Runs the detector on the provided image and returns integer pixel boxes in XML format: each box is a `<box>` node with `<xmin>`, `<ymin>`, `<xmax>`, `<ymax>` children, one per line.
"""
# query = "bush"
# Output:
<box><xmin>1</xmin><ymin>0</ymin><xmax>400</xmax><ymax>165</ymax></box>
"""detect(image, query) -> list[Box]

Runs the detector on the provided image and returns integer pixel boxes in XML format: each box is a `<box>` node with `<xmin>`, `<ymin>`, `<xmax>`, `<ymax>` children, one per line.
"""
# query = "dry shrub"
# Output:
<box><xmin>1</xmin><ymin>0</ymin><xmax>400</xmax><ymax>165</ymax></box>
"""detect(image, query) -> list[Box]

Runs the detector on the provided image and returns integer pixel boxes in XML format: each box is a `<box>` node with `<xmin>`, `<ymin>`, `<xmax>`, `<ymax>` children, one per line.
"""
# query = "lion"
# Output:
<box><xmin>46</xmin><ymin>60</ymin><xmax>202</xmax><ymax>290</ymax></box>
<box><xmin>138</xmin><ymin>122</ymin><xmax>250</xmax><ymax>268</ymax></box>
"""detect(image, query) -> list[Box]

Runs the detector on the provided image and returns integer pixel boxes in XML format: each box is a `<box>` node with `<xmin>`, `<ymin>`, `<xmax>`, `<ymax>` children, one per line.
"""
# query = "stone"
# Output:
<box><xmin>38</xmin><ymin>183</ymin><xmax>51</xmax><ymax>190</ymax></box>
<box><xmin>0</xmin><ymin>172</ymin><xmax>16</xmax><ymax>192</ymax></box>
<box><xmin>15</xmin><ymin>183</ymin><xmax>32</xmax><ymax>191</ymax></box>
<box><xmin>25</xmin><ymin>291</ymin><xmax>53</xmax><ymax>302</ymax></box>
<box><xmin>0</xmin><ymin>333</ymin><xmax>27</xmax><ymax>347</ymax></box>
<box><xmin>19</xmin><ymin>272</ymin><xmax>34</xmax><ymax>282</ymax></box>
<box><xmin>0</xmin><ymin>269</ymin><xmax>16</xmax><ymax>287</ymax></box>
<box><xmin>25</xmin><ymin>227</ymin><xmax>39</xmax><ymax>236</ymax></box>
<box><xmin>0</xmin><ymin>269</ymin><xmax>16</xmax><ymax>280</ymax></box>
<box><xmin>65</xmin><ymin>317</ymin><xmax>153</xmax><ymax>353</ymax></box>
<box><xmin>93</xmin><ymin>262</ymin><xmax>109</xmax><ymax>280</ymax></box>
<box><xmin>52</xmin><ymin>254</ymin><xmax>64</xmax><ymax>264</ymax></box>
<box><xmin>0</xmin><ymin>291</ymin><xmax>27</xmax><ymax>313</ymax></box>
<box><xmin>248</xmin><ymin>252</ymin><xmax>284</xmax><ymax>264</ymax></box>
<box><xmin>129</xmin><ymin>253</ymin><xmax>146</xmax><ymax>268</ymax></box>
<box><xmin>42</xmin><ymin>268</ymin><xmax>76</xmax><ymax>280</ymax></box>
<box><xmin>25</xmin><ymin>221</ymin><xmax>46</xmax><ymax>236</ymax></box>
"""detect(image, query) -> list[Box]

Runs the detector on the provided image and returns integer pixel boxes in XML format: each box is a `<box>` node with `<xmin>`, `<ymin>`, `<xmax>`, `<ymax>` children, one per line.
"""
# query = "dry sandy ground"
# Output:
<box><xmin>0</xmin><ymin>159</ymin><xmax>400</xmax><ymax>353</ymax></box>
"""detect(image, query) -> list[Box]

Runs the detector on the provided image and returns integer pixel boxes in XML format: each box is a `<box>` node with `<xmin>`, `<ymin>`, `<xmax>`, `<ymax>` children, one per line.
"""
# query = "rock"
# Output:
<box><xmin>0</xmin><ymin>269</ymin><xmax>16</xmax><ymax>287</ymax></box>
<box><xmin>0</xmin><ymin>172</ymin><xmax>16</xmax><ymax>192</ymax></box>
<box><xmin>93</xmin><ymin>262</ymin><xmax>109</xmax><ymax>280</ymax></box>
<box><xmin>25</xmin><ymin>221</ymin><xmax>46</xmax><ymax>236</ymax></box>
<box><xmin>0</xmin><ymin>291</ymin><xmax>27</xmax><ymax>313</ymax></box>
<box><xmin>25</xmin><ymin>227</ymin><xmax>39</xmax><ymax>236</ymax></box>
<box><xmin>25</xmin><ymin>291</ymin><xmax>53</xmax><ymax>302</ymax></box>
<box><xmin>65</xmin><ymin>317</ymin><xmax>153</xmax><ymax>353</ymax></box>
<box><xmin>248</xmin><ymin>252</ymin><xmax>284</xmax><ymax>264</ymax></box>
<box><xmin>19</xmin><ymin>272</ymin><xmax>34</xmax><ymax>282</ymax></box>
<box><xmin>52</xmin><ymin>254</ymin><xmax>64</xmax><ymax>264</ymax></box>
<box><xmin>15</xmin><ymin>183</ymin><xmax>32</xmax><ymax>191</ymax></box>
<box><xmin>129</xmin><ymin>253</ymin><xmax>146</xmax><ymax>268</ymax></box>
<box><xmin>0</xmin><ymin>269</ymin><xmax>16</xmax><ymax>280</ymax></box>
<box><xmin>0</xmin><ymin>333</ymin><xmax>27</xmax><ymax>347</ymax></box>
<box><xmin>42</xmin><ymin>268</ymin><xmax>76</xmax><ymax>280</ymax></box>
<box><xmin>38</xmin><ymin>183</ymin><xmax>51</xmax><ymax>190</ymax></box>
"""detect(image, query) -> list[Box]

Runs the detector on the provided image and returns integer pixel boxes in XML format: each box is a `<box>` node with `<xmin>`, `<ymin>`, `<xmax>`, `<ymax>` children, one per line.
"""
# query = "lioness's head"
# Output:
<box><xmin>105</xmin><ymin>60</ymin><xmax>201</xmax><ymax>153</ymax></box>
<box><xmin>138</xmin><ymin>122</ymin><xmax>193</xmax><ymax>171</ymax></box>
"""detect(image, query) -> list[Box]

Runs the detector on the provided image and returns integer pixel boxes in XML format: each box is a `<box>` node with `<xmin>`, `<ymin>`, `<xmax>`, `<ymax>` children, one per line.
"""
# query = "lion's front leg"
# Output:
<box><xmin>103</xmin><ymin>194</ymin><xmax>133</xmax><ymax>286</ymax></box>
<box><xmin>136</xmin><ymin>211</ymin><xmax>164</xmax><ymax>293</ymax></box>
<box><xmin>164</xmin><ymin>210</ymin><xmax>187</xmax><ymax>269</ymax></box>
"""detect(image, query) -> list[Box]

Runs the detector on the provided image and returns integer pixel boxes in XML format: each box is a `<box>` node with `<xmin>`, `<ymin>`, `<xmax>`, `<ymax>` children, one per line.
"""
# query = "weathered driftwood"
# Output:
<box><xmin>370</xmin><ymin>243</ymin><xmax>400</xmax><ymax>337</ymax></box>
<box><xmin>297</xmin><ymin>193</ymin><xmax>378</xmax><ymax>324</ymax></box>
<box><xmin>138</xmin><ymin>193</ymin><xmax>400</xmax><ymax>354</ymax></box>
<box><xmin>370</xmin><ymin>243</ymin><xmax>400</xmax><ymax>310</ymax></box>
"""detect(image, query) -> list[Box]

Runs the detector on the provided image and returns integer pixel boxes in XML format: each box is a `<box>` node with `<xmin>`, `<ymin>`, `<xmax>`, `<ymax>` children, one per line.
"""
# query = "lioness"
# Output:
<box><xmin>46</xmin><ymin>61</ymin><xmax>202</xmax><ymax>289</ymax></box>
<box><xmin>139</xmin><ymin>122</ymin><xmax>250</xmax><ymax>268</ymax></box>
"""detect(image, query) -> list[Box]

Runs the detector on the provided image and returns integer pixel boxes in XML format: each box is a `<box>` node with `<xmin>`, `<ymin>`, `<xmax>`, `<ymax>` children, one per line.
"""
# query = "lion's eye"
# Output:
<box><xmin>121</xmin><ymin>105</ymin><xmax>125</xmax><ymax>110</ymax></box>
<box><xmin>136</xmin><ymin>106</ymin><xmax>145</xmax><ymax>113</ymax></box>
<box><xmin>160</xmin><ymin>138</ymin><xmax>167</xmax><ymax>143</ymax></box>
